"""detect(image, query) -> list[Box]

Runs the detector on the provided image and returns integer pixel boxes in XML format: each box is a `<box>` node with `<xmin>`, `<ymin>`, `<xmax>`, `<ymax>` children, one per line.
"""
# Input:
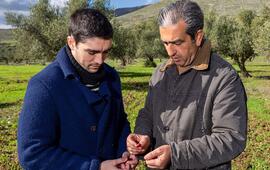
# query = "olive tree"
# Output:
<box><xmin>135</xmin><ymin>19</ymin><xmax>166</xmax><ymax>67</ymax></box>
<box><xmin>110</xmin><ymin>21</ymin><xmax>137</xmax><ymax>66</ymax></box>
<box><xmin>252</xmin><ymin>6</ymin><xmax>270</xmax><ymax>63</ymax></box>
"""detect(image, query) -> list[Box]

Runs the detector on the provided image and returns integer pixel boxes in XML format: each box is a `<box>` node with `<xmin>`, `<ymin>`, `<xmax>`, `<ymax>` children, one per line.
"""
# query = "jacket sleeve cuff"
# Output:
<box><xmin>170</xmin><ymin>141</ymin><xmax>189</xmax><ymax>169</ymax></box>
<box><xmin>89</xmin><ymin>159</ymin><xmax>101</xmax><ymax>170</ymax></box>
<box><xmin>134</xmin><ymin>128</ymin><xmax>152</xmax><ymax>137</ymax></box>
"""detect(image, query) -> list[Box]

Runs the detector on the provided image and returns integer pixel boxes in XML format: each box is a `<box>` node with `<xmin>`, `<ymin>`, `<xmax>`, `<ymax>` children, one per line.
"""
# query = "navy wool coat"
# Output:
<box><xmin>18</xmin><ymin>46</ymin><xmax>131</xmax><ymax>170</ymax></box>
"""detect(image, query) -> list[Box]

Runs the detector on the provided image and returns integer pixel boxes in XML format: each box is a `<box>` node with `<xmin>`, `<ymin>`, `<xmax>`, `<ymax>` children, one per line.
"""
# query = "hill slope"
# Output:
<box><xmin>117</xmin><ymin>0</ymin><xmax>270</xmax><ymax>26</ymax></box>
<box><xmin>0</xmin><ymin>29</ymin><xmax>13</xmax><ymax>42</ymax></box>
<box><xmin>115</xmin><ymin>5</ymin><xmax>149</xmax><ymax>16</ymax></box>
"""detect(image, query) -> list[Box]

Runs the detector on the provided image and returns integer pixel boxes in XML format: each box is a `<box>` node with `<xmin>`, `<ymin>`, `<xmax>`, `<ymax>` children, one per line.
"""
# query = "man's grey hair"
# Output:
<box><xmin>158</xmin><ymin>0</ymin><xmax>204</xmax><ymax>40</ymax></box>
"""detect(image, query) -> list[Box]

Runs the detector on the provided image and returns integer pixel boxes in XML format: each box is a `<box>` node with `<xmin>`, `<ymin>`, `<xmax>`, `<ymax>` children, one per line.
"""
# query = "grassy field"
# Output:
<box><xmin>0</xmin><ymin>57</ymin><xmax>269</xmax><ymax>169</ymax></box>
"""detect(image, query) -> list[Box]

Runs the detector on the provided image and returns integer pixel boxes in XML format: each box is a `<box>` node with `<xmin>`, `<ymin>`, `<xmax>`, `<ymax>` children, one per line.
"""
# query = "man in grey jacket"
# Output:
<box><xmin>126</xmin><ymin>0</ymin><xmax>247</xmax><ymax>169</ymax></box>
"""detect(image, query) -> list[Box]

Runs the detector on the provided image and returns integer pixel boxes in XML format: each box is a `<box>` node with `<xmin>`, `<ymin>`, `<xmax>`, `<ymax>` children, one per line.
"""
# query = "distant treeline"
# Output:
<box><xmin>0</xmin><ymin>0</ymin><xmax>269</xmax><ymax>77</ymax></box>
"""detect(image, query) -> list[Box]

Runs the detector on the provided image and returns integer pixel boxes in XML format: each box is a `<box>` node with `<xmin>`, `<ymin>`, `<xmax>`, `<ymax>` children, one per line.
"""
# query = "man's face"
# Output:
<box><xmin>68</xmin><ymin>37</ymin><xmax>112</xmax><ymax>73</ymax></box>
<box><xmin>159</xmin><ymin>20</ymin><xmax>202</xmax><ymax>67</ymax></box>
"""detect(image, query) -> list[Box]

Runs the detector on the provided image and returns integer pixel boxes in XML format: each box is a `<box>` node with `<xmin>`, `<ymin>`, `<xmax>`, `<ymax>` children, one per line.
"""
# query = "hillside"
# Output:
<box><xmin>115</xmin><ymin>5</ymin><xmax>149</xmax><ymax>17</ymax></box>
<box><xmin>116</xmin><ymin>0</ymin><xmax>270</xmax><ymax>27</ymax></box>
<box><xmin>0</xmin><ymin>29</ymin><xmax>13</xmax><ymax>42</ymax></box>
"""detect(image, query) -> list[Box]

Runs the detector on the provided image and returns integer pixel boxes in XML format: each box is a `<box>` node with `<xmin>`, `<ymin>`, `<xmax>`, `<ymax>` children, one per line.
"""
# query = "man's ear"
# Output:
<box><xmin>195</xmin><ymin>29</ymin><xmax>204</xmax><ymax>47</ymax></box>
<box><xmin>67</xmin><ymin>36</ymin><xmax>76</xmax><ymax>50</ymax></box>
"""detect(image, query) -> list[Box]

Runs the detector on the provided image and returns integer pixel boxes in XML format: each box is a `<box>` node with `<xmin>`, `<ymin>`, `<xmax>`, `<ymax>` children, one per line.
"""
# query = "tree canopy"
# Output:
<box><xmin>2</xmin><ymin>1</ymin><xmax>270</xmax><ymax>76</ymax></box>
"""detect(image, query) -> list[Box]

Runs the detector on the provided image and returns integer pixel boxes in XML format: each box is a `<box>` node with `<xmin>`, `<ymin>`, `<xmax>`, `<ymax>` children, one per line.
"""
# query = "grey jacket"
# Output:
<box><xmin>134</xmin><ymin>52</ymin><xmax>247</xmax><ymax>169</ymax></box>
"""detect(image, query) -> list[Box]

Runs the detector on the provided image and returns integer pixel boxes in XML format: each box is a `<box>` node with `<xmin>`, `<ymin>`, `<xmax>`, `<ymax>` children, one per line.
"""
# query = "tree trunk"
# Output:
<box><xmin>5</xmin><ymin>58</ymin><xmax>9</xmax><ymax>65</ymax></box>
<box><xmin>127</xmin><ymin>58</ymin><xmax>133</xmax><ymax>64</ymax></box>
<box><xmin>145</xmin><ymin>56</ymin><xmax>157</xmax><ymax>67</ymax></box>
<box><xmin>120</xmin><ymin>58</ymin><xmax>126</xmax><ymax>66</ymax></box>
<box><xmin>266</xmin><ymin>52</ymin><xmax>270</xmax><ymax>64</ymax></box>
<box><xmin>148</xmin><ymin>56</ymin><xmax>154</xmax><ymax>62</ymax></box>
<box><xmin>235</xmin><ymin>59</ymin><xmax>252</xmax><ymax>78</ymax></box>
<box><xmin>41</xmin><ymin>59</ymin><xmax>46</xmax><ymax>65</ymax></box>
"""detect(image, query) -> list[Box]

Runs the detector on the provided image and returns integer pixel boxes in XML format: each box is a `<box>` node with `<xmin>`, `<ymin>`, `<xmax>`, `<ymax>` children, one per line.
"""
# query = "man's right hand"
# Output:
<box><xmin>126</xmin><ymin>134</ymin><xmax>150</xmax><ymax>155</ymax></box>
<box><xmin>100</xmin><ymin>158</ymin><xmax>126</xmax><ymax>170</ymax></box>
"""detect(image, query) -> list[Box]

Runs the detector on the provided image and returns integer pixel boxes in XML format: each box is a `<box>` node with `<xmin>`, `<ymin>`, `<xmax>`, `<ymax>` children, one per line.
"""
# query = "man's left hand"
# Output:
<box><xmin>144</xmin><ymin>145</ymin><xmax>171</xmax><ymax>169</ymax></box>
<box><xmin>120</xmin><ymin>151</ymin><xmax>138</xmax><ymax>170</ymax></box>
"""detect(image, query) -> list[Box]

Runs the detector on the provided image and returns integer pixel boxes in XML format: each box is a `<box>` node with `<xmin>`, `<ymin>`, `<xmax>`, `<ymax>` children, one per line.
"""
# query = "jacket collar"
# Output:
<box><xmin>56</xmin><ymin>46</ymin><xmax>112</xmax><ymax>104</ymax></box>
<box><xmin>190</xmin><ymin>39</ymin><xmax>211</xmax><ymax>70</ymax></box>
<box><xmin>56</xmin><ymin>45</ymin><xmax>79</xmax><ymax>79</ymax></box>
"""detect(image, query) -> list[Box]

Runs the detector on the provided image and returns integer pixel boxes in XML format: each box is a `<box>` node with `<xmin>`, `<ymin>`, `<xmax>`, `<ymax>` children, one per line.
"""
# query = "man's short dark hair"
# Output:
<box><xmin>68</xmin><ymin>8</ymin><xmax>113</xmax><ymax>43</ymax></box>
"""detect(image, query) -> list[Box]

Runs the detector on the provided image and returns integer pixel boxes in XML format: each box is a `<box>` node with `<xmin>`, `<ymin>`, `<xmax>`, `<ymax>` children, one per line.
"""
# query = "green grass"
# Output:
<box><xmin>0</xmin><ymin>65</ymin><xmax>45</xmax><ymax>106</ymax></box>
<box><xmin>248</xmin><ymin>97</ymin><xmax>270</xmax><ymax>120</ymax></box>
<box><xmin>231</xmin><ymin>57</ymin><xmax>270</xmax><ymax>169</ymax></box>
<box><xmin>0</xmin><ymin>57</ymin><xmax>269</xmax><ymax>169</ymax></box>
<box><xmin>0</xmin><ymin>65</ymin><xmax>46</xmax><ymax>169</ymax></box>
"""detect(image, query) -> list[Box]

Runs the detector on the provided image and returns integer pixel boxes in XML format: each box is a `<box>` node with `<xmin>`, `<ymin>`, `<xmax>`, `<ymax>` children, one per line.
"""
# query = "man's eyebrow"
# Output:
<box><xmin>162</xmin><ymin>39</ymin><xmax>184</xmax><ymax>44</ymax></box>
<box><xmin>84</xmin><ymin>49</ymin><xmax>99</xmax><ymax>53</ymax></box>
<box><xmin>84</xmin><ymin>47</ymin><xmax>112</xmax><ymax>53</ymax></box>
<box><xmin>103</xmin><ymin>47</ymin><xmax>112</xmax><ymax>52</ymax></box>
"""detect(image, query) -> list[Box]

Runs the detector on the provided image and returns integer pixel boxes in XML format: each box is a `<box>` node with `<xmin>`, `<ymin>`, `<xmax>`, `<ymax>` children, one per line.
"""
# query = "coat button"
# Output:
<box><xmin>163</xmin><ymin>126</ymin><xmax>170</xmax><ymax>132</ymax></box>
<box><xmin>90</xmin><ymin>125</ymin><xmax>97</xmax><ymax>132</ymax></box>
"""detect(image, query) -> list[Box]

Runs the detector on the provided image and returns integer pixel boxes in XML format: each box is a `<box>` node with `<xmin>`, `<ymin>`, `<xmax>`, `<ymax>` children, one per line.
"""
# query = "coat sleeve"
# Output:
<box><xmin>18</xmin><ymin>78</ymin><xmax>101</xmax><ymax>170</ymax></box>
<box><xmin>134</xmin><ymin>83</ymin><xmax>154</xmax><ymax>138</ymax></box>
<box><xmin>116</xmin><ymin>103</ymin><xmax>131</xmax><ymax>157</ymax></box>
<box><xmin>170</xmin><ymin>70</ymin><xmax>248</xmax><ymax>169</ymax></box>
<box><xmin>134</xmin><ymin>64</ymin><xmax>164</xmax><ymax>137</ymax></box>
<box><xmin>116</xmin><ymin>83</ymin><xmax>131</xmax><ymax>157</ymax></box>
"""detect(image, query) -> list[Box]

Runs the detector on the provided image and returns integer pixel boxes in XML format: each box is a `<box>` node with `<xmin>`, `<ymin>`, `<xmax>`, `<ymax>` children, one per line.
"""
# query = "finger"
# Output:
<box><xmin>126</xmin><ymin>159</ymin><xmax>138</xmax><ymax>166</ymax></box>
<box><xmin>127</xmin><ymin>145</ymin><xmax>145</xmax><ymax>153</ymax></box>
<box><xmin>127</xmin><ymin>143</ymin><xmax>140</xmax><ymax>151</ymax></box>
<box><xmin>113</xmin><ymin>157</ymin><xmax>126</xmax><ymax>166</ymax></box>
<box><xmin>120</xmin><ymin>163</ymin><xmax>125</xmax><ymax>170</ymax></box>
<box><xmin>129</xmin><ymin>134</ymin><xmax>140</xmax><ymax>141</ymax></box>
<box><xmin>127</xmin><ymin>142</ymin><xmax>141</xmax><ymax>151</ymax></box>
<box><xmin>134</xmin><ymin>134</ymin><xmax>142</xmax><ymax>147</ymax></box>
<box><xmin>147</xmin><ymin>165</ymin><xmax>159</xmax><ymax>169</ymax></box>
<box><xmin>130</xmin><ymin>164</ymin><xmax>136</xmax><ymax>170</ymax></box>
<box><xmin>125</xmin><ymin>163</ymin><xmax>131</xmax><ymax>170</ymax></box>
<box><xmin>125</xmin><ymin>155</ymin><xmax>138</xmax><ymax>169</ymax></box>
<box><xmin>122</xmin><ymin>151</ymin><xmax>130</xmax><ymax>157</ymax></box>
<box><xmin>127</xmin><ymin>155</ymin><xmax>138</xmax><ymax>165</ymax></box>
<box><xmin>128</xmin><ymin>148</ymin><xmax>144</xmax><ymax>155</ymax></box>
<box><xmin>139</xmin><ymin>137</ymin><xmax>147</xmax><ymax>146</ymax></box>
<box><xmin>120</xmin><ymin>163</ymin><xmax>129</xmax><ymax>170</ymax></box>
<box><xmin>126</xmin><ymin>161</ymin><xmax>138</xmax><ymax>169</ymax></box>
<box><xmin>145</xmin><ymin>157</ymin><xmax>160</xmax><ymax>167</ymax></box>
<box><xmin>127</xmin><ymin>136</ymin><xmax>140</xmax><ymax>147</ymax></box>
<box><xmin>138</xmin><ymin>136</ymin><xmax>150</xmax><ymax>150</ymax></box>
<box><xmin>122</xmin><ymin>152</ymin><xmax>129</xmax><ymax>162</ymax></box>
<box><xmin>139</xmin><ymin>135</ymin><xmax>148</xmax><ymax>143</ymax></box>
<box><xmin>144</xmin><ymin>147</ymin><xmax>162</xmax><ymax>160</ymax></box>
<box><xmin>129</xmin><ymin>154</ymin><xmax>137</xmax><ymax>160</ymax></box>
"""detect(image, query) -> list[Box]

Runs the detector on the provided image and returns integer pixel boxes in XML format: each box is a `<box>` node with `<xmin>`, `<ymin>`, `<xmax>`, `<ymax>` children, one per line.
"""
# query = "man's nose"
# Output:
<box><xmin>94</xmin><ymin>53</ymin><xmax>104</xmax><ymax>65</ymax></box>
<box><xmin>166</xmin><ymin>44</ymin><xmax>177</xmax><ymax>57</ymax></box>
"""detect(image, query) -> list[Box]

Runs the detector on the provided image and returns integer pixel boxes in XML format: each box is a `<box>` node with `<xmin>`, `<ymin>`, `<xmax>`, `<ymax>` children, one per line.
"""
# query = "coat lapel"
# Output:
<box><xmin>96</xmin><ymin>80</ymin><xmax>113</xmax><ymax>149</ymax></box>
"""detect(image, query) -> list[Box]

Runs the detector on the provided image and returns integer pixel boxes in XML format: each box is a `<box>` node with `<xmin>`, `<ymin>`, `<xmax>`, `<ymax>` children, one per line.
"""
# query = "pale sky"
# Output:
<box><xmin>0</xmin><ymin>0</ymin><xmax>160</xmax><ymax>29</ymax></box>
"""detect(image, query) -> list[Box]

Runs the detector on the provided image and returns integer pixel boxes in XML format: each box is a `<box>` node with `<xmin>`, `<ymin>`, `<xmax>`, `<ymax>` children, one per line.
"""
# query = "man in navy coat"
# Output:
<box><xmin>18</xmin><ymin>8</ymin><xmax>136</xmax><ymax>170</ymax></box>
